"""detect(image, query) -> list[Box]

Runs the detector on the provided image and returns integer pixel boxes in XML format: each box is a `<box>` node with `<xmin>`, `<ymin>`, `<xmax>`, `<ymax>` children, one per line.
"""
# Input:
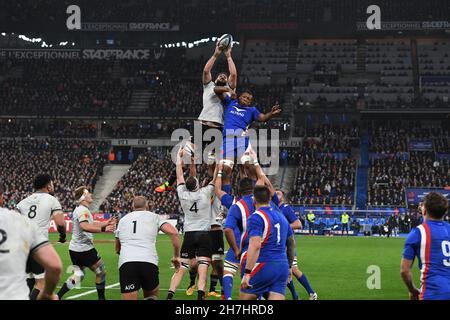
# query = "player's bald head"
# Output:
<box><xmin>132</xmin><ymin>196</ymin><xmax>148</xmax><ymax>211</ymax></box>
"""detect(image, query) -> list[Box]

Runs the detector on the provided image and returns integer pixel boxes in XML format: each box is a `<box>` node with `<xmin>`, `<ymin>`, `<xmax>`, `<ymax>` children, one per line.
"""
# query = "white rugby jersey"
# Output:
<box><xmin>177</xmin><ymin>183</ymin><xmax>214</xmax><ymax>232</ymax></box>
<box><xmin>116</xmin><ymin>211</ymin><xmax>167</xmax><ymax>268</ymax></box>
<box><xmin>69</xmin><ymin>205</ymin><xmax>94</xmax><ymax>252</ymax></box>
<box><xmin>17</xmin><ymin>192</ymin><xmax>62</xmax><ymax>241</ymax></box>
<box><xmin>198</xmin><ymin>81</ymin><xmax>225</xmax><ymax>125</ymax></box>
<box><xmin>0</xmin><ymin>209</ymin><xmax>49</xmax><ymax>300</ymax></box>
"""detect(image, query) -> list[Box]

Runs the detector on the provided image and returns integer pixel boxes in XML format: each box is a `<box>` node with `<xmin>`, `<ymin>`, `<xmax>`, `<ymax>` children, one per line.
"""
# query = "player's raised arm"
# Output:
<box><xmin>176</xmin><ymin>148</ymin><xmax>185</xmax><ymax>186</ymax></box>
<box><xmin>214</xmin><ymin>86</ymin><xmax>236</xmax><ymax>101</ymax></box>
<box><xmin>214</xmin><ymin>162</ymin><xmax>226</xmax><ymax>199</ymax></box>
<box><xmin>258</xmin><ymin>104</ymin><xmax>282</xmax><ymax>122</ymax></box>
<box><xmin>160</xmin><ymin>223</ymin><xmax>181</xmax><ymax>271</ymax></box>
<box><xmin>203</xmin><ymin>46</ymin><xmax>222</xmax><ymax>85</ymax></box>
<box><xmin>225</xmin><ymin>46</ymin><xmax>237</xmax><ymax>89</ymax></box>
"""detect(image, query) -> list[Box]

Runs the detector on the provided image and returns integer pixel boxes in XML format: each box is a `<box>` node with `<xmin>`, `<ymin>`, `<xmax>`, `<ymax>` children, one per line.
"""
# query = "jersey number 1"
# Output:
<box><xmin>275</xmin><ymin>223</ymin><xmax>281</xmax><ymax>245</ymax></box>
<box><xmin>132</xmin><ymin>221</ymin><xmax>137</xmax><ymax>234</ymax></box>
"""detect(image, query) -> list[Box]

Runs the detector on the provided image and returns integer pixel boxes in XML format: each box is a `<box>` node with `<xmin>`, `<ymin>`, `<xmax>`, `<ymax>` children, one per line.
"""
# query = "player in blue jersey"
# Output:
<box><xmin>401</xmin><ymin>191</ymin><xmax>450</xmax><ymax>300</ymax></box>
<box><xmin>240</xmin><ymin>185</ymin><xmax>295</xmax><ymax>300</ymax></box>
<box><xmin>214</xmin><ymin>87</ymin><xmax>281</xmax><ymax>178</ymax></box>
<box><xmin>220</xmin><ymin>159</ymin><xmax>279</xmax><ymax>300</ymax></box>
<box><xmin>276</xmin><ymin>190</ymin><xmax>318</xmax><ymax>300</ymax></box>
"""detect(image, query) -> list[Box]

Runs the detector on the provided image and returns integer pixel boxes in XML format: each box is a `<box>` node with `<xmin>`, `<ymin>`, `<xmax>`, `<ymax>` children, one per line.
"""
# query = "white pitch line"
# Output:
<box><xmin>66</xmin><ymin>282</ymin><xmax>120</xmax><ymax>300</ymax></box>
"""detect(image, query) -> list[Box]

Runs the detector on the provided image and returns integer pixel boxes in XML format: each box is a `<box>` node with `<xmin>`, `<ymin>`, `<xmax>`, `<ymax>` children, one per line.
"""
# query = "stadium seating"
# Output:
<box><xmin>0</xmin><ymin>139</ymin><xmax>109</xmax><ymax>211</ymax></box>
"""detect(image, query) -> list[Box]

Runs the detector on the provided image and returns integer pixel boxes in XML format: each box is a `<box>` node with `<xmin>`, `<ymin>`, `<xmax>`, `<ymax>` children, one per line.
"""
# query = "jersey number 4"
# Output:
<box><xmin>190</xmin><ymin>202</ymin><xmax>199</xmax><ymax>213</ymax></box>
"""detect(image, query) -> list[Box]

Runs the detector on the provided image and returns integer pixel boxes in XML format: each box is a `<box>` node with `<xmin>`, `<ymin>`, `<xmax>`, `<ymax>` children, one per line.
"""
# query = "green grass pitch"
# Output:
<box><xmin>50</xmin><ymin>233</ymin><xmax>420</xmax><ymax>300</ymax></box>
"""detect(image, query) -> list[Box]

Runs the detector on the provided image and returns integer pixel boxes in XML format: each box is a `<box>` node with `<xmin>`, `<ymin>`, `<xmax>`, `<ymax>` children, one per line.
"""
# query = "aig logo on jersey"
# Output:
<box><xmin>125</xmin><ymin>284</ymin><xmax>135</xmax><ymax>291</ymax></box>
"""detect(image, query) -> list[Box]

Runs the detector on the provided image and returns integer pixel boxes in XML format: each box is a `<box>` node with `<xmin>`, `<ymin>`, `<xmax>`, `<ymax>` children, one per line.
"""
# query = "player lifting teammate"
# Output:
<box><xmin>57</xmin><ymin>186</ymin><xmax>116</xmax><ymax>300</ymax></box>
<box><xmin>167</xmin><ymin>148</ymin><xmax>216</xmax><ymax>300</ymax></box>
<box><xmin>240</xmin><ymin>185</ymin><xmax>295</xmax><ymax>300</ymax></box>
<box><xmin>155</xmin><ymin>42</ymin><xmax>237</xmax><ymax>193</ymax></box>
<box><xmin>16</xmin><ymin>174</ymin><xmax>66</xmax><ymax>300</ymax></box>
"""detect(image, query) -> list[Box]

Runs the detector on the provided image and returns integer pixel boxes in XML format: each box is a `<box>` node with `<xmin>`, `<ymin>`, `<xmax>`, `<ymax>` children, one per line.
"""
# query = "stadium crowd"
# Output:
<box><xmin>0</xmin><ymin>139</ymin><xmax>109</xmax><ymax>211</ymax></box>
<box><xmin>0</xmin><ymin>60</ymin><xmax>133</xmax><ymax>116</ymax></box>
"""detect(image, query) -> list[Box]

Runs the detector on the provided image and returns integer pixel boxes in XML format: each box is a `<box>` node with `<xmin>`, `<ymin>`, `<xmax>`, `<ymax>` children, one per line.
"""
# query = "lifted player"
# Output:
<box><xmin>214</xmin><ymin>88</ymin><xmax>281</xmax><ymax>179</ymax></box>
<box><xmin>16</xmin><ymin>174</ymin><xmax>66</xmax><ymax>300</ymax></box>
<box><xmin>156</xmin><ymin>43</ymin><xmax>237</xmax><ymax>193</ymax></box>
<box><xmin>57</xmin><ymin>187</ymin><xmax>116</xmax><ymax>300</ymax></box>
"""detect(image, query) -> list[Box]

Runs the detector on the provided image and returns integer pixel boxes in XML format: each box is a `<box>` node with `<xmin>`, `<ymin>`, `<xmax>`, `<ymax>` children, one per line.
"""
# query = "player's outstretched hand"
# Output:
<box><xmin>409</xmin><ymin>288</ymin><xmax>420</xmax><ymax>300</ymax></box>
<box><xmin>225</xmin><ymin>45</ymin><xmax>233</xmax><ymax>58</ymax></box>
<box><xmin>105</xmin><ymin>224</ymin><xmax>116</xmax><ymax>233</ymax></box>
<box><xmin>271</xmin><ymin>104</ymin><xmax>282</xmax><ymax>115</ymax></box>
<box><xmin>214</xmin><ymin>45</ymin><xmax>223</xmax><ymax>56</ymax></box>
<box><xmin>241</xmin><ymin>274</ymin><xmax>252</xmax><ymax>290</ymax></box>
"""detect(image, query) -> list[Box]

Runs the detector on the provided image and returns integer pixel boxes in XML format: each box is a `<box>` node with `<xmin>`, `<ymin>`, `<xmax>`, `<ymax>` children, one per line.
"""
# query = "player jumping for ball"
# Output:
<box><xmin>155</xmin><ymin>42</ymin><xmax>237</xmax><ymax>193</ymax></box>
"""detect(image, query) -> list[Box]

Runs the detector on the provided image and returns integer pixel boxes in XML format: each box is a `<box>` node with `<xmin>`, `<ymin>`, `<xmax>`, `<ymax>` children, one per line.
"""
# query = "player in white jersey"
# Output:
<box><xmin>155</xmin><ymin>44</ymin><xmax>237</xmax><ymax>193</ymax></box>
<box><xmin>0</xmin><ymin>208</ymin><xmax>62</xmax><ymax>300</ymax></box>
<box><xmin>57</xmin><ymin>186</ymin><xmax>116</xmax><ymax>300</ymax></box>
<box><xmin>16</xmin><ymin>174</ymin><xmax>66</xmax><ymax>300</ymax></box>
<box><xmin>167</xmin><ymin>148</ymin><xmax>216</xmax><ymax>300</ymax></box>
<box><xmin>115</xmin><ymin>196</ymin><xmax>181</xmax><ymax>300</ymax></box>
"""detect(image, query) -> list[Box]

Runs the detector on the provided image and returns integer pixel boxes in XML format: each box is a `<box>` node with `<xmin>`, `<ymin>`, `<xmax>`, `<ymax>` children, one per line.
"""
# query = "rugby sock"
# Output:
<box><xmin>222</xmin><ymin>275</ymin><xmax>234</xmax><ymax>300</ymax></box>
<box><xmin>189</xmin><ymin>270</ymin><xmax>197</xmax><ymax>287</ymax></box>
<box><xmin>297</xmin><ymin>274</ymin><xmax>315</xmax><ymax>295</ymax></box>
<box><xmin>287</xmin><ymin>280</ymin><xmax>299</xmax><ymax>300</ymax></box>
<box><xmin>96</xmin><ymin>281</ymin><xmax>106</xmax><ymax>300</ymax></box>
<box><xmin>29</xmin><ymin>288</ymin><xmax>40</xmax><ymax>300</ymax></box>
<box><xmin>26</xmin><ymin>278</ymin><xmax>35</xmax><ymax>293</ymax></box>
<box><xmin>167</xmin><ymin>290</ymin><xmax>175</xmax><ymax>300</ymax></box>
<box><xmin>57</xmin><ymin>283</ymin><xmax>70</xmax><ymax>299</ymax></box>
<box><xmin>197</xmin><ymin>290</ymin><xmax>205</xmax><ymax>300</ymax></box>
<box><xmin>209</xmin><ymin>275</ymin><xmax>218</xmax><ymax>293</ymax></box>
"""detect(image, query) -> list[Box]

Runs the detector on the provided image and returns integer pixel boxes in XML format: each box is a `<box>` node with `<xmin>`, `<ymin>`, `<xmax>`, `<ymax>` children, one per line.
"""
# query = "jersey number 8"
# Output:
<box><xmin>28</xmin><ymin>205</ymin><xmax>37</xmax><ymax>219</ymax></box>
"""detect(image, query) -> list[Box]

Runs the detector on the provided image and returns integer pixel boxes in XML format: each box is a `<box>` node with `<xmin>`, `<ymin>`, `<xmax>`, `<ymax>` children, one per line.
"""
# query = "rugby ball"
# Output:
<box><xmin>217</xmin><ymin>34</ymin><xmax>233</xmax><ymax>50</ymax></box>
<box><xmin>183</xmin><ymin>141</ymin><xmax>195</xmax><ymax>157</ymax></box>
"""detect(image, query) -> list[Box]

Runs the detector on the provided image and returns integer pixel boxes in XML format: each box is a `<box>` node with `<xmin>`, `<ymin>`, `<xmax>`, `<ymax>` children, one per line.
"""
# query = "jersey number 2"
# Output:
<box><xmin>0</xmin><ymin>229</ymin><xmax>8</xmax><ymax>254</ymax></box>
